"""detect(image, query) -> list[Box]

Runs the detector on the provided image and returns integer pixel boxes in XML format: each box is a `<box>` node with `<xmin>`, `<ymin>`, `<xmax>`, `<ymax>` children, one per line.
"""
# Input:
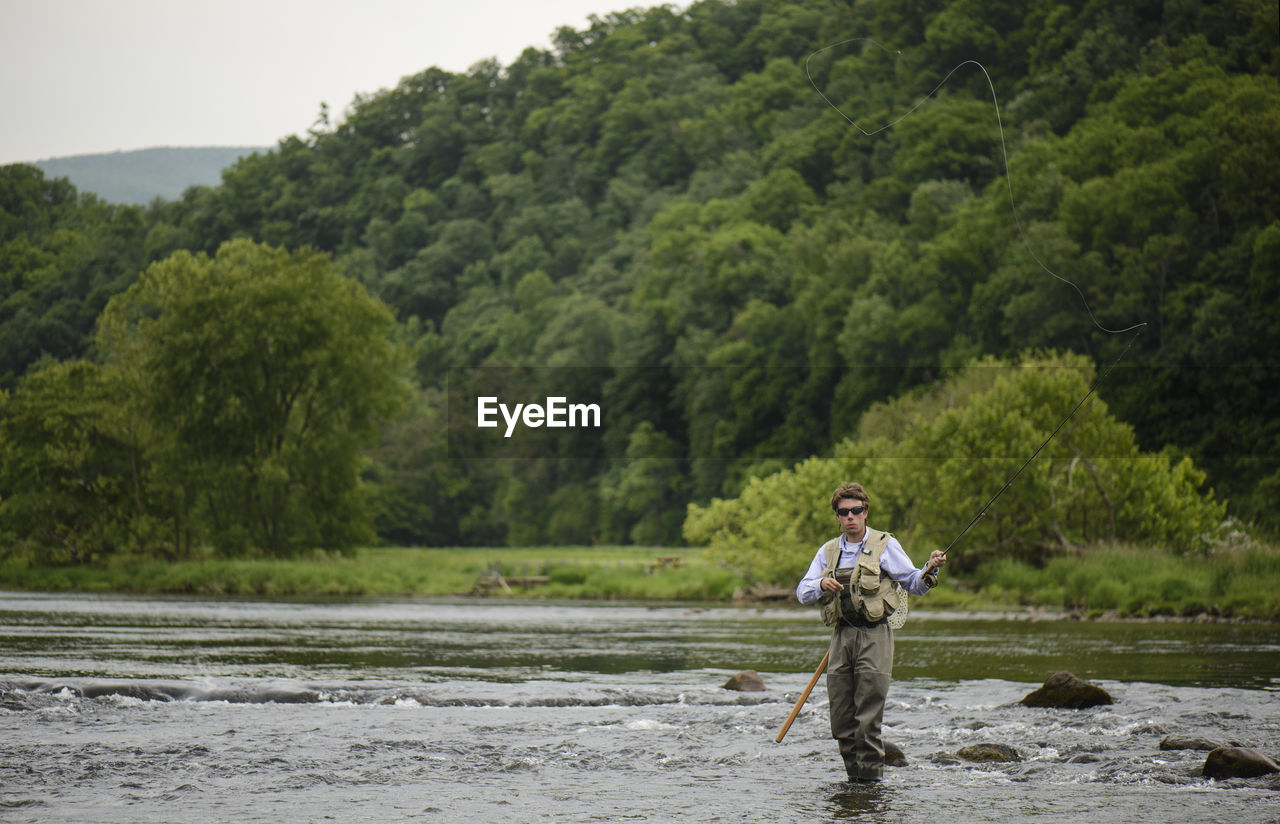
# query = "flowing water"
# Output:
<box><xmin>2</xmin><ymin>592</ymin><xmax>1278</xmax><ymax>823</ymax></box>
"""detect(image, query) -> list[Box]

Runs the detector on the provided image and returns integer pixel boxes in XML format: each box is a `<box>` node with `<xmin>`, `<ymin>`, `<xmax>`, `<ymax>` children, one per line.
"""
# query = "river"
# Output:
<box><xmin>2</xmin><ymin>592</ymin><xmax>1277</xmax><ymax>823</ymax></box>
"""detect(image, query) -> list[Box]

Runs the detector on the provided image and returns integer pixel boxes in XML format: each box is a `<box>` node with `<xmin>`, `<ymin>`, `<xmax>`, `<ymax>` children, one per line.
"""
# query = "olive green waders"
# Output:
<box><xmin>826</xmin><ymin>620</ymin><xmax>893</xmax><ymax>781</ymax></box>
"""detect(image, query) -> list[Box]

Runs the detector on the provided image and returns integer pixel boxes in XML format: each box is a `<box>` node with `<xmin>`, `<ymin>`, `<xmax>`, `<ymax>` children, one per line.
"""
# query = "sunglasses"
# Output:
<box><xmin>836</xmin><ymin>505</ymin><xmax>866</xmax><ymax>517</ymax></box>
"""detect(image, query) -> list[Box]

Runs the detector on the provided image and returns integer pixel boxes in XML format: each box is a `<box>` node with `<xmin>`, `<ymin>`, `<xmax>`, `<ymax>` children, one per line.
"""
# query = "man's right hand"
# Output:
<box><xmin>819</xmin><ymin>576</ymin><xmax>844</xmax><ymax>592</ymax></box>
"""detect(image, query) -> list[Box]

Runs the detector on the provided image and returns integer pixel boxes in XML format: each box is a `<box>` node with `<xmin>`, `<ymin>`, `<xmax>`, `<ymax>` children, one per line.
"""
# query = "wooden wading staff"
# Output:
<box><xmin>775</xmin><ymin>650</ymin><xmax>830</xmax><ymax>743</ymax></box>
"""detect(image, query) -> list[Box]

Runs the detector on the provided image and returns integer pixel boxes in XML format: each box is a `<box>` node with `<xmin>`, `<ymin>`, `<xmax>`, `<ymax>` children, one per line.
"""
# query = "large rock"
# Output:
<box><xmin>957</xmin><ymin>743</ymin><xmax>1022</xmax><ymax>763</ymax></box>
<box><xmin>1159</xmin><ymin>735</ymin><xmax>1243</xmax><ymax>752</ymax></box>
<box><xmin>1020</xmin><ymin>671</ymin><xmax>1113</xmax><ymax>708</ymax></box>
<box><xmin>1202</xmin><ymin>747</ymin><xmax>1280</xmax><ymax>780</ymax></box>
<box><xmin>884</xmin><ymin>741</ymin><xmax>908</xmax><ymax>767</ymax></box>
<box><xmin>722</xmin><ymin>670</ymin><xmax>766</xmax><ymax>691</ymax></box>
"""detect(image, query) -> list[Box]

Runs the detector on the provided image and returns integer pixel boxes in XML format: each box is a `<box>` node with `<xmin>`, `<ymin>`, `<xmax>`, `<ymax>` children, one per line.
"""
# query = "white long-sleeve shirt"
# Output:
<box><xmin>795</xmin><ymin>529</ymin><xmax>935</xmax><ymax>605</ymax></box>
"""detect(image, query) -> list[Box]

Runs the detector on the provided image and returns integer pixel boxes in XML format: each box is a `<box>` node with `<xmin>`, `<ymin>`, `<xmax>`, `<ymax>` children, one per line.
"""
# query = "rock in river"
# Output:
<box><xmin>1202</xmin><ymin>747</ymin><xmax>1280</xmax><ymax>780</ymax></box>
<box><xmin>722</xmin><ymin>670</ymin><xmax>765</xmax><ymax>691</ymax></box>
<box><xmin>884</xmin><ymin>741</ymin><xmax>908</xmax><ymax>767</ymax></box>
<box><xmin>1159</xmin><ymin>735</ymin><xmax>1242</xmax><ymax>752</ymax></box>
<box><xmin>1020</xmin><ymin>671</ymin><xmax>1113</xmax><ymax>708</ymax></box>
<box><xmin>957</xmin><ymin>743</ymin><xmax>1022</xmax><ymax>763</ymax></box>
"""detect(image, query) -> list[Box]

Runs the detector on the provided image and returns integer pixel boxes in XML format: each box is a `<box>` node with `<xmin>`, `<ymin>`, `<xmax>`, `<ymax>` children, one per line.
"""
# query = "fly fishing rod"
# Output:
<box><xmin>774</xmin><ymin>335</ymin><xmax>1142</xmax><ymax>744</ymax></box>
<box><xmin>774</xmin><ymin>335</ymin><xmax>1140</xmax><ymax>744</ymax></box>
<box><xmin>803</xmin><ymin>39</ymin><xmax>1150</xmax><ymax>563</ymax></box>
<box><xmin>776</xmin><ymin>40</ymin><xmax>1150</xmax><ymax>747</ymax></box>
<box><xmin>938</xmin><ymin>326</ymin><xmax>1144</xmax><ymax>560</ymax></box>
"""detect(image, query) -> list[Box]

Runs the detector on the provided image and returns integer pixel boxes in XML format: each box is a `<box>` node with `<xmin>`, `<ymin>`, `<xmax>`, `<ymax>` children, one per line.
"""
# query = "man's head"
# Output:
<box><xmin>830</xmin><ymin>482</ymin><xmax>870</xmax><ymax>539</ymax></box>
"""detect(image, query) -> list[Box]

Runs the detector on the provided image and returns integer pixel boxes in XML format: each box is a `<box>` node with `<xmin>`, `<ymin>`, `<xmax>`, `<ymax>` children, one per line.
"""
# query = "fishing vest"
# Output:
<box><xmin>817</xmin><ymin>529</ymin><xmax>901</xmax><ymax>627</ymax></box>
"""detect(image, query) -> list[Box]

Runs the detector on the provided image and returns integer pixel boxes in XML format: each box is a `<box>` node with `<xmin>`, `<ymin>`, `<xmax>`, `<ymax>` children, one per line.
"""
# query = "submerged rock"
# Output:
<box><xmin>1066</xmin><ymin>752</ymin><xmax>1103</xmax><ymax>764</ymax></box>
<box><xmin>1202</xmin><ymin>747</ymin><xmax>1280</xmax><ymax>780</ymax></box>
<box><xmin>884</xmin><ymin>741</ymin><xmax>907</xmax><ymax>767</ymax></box>
<box><xmin>722</xmin><ymin>670</ymin><xmax>765</xmax><ymax>691</ymax></box>
<box><xmin>957</xmin><ymin>743</ymin><xmax>1022</xmax><ymax>763</ymax></box>
<box><xmin>1159</xmin><ymin>735</ymin><xmax>1243</xmax><ymax>752</ymax></box>
<box><xmin>1020</xmin><ymin>671</ymin><xmax>1113</xmax><ymax>708</ymax></box>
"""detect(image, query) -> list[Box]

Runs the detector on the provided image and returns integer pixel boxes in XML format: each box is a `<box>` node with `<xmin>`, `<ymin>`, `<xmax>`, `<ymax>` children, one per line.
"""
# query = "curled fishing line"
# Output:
<box><xmin>804</xmin><ymin>38</ymin><xmax>1150</xmax><ymax>556</ymax></box>
<box><xmin>938</xmin><ymin>325</ymin><xmax>1142</xmax><ymax>557</ymax></box>
<box><xmin>804</xmin><ymin>38</ymin><xmax>1147</xmax><ymax>336</ymax></box>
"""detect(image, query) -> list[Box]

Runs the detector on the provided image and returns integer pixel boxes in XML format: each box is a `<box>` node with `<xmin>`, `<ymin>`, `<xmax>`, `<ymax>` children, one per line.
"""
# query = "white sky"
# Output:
<box><xmin>0</xmin><ymin>0</ymin><xmax>644</xmax><ymax>165</ymax></box>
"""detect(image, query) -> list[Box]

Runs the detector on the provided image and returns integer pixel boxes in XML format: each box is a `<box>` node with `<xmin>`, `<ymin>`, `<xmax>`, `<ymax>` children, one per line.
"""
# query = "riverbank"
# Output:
<box><xmin>1</xmin><ymin>543</ymin><xmax>1276</xmax><ymax>620</ymax></box>
<box><xmin>0</xmin><ymin>547</ymin><xmax>743</xmax><ymax>601</ymax></box>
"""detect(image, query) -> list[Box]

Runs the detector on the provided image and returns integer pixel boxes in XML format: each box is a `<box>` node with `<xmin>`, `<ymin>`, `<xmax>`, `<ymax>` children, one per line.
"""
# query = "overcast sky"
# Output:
<box><xmin>0</xmin><ymin>0</ymin><xmax>643</xmax><ymax>165</ymax></box>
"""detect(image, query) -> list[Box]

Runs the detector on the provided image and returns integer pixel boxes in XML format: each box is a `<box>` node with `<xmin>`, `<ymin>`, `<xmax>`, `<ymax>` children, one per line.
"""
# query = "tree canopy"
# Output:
<box><xmin>1</xmin><ymin>0</ymin><xmax>1275</xmax><ymax>558</ymax></box>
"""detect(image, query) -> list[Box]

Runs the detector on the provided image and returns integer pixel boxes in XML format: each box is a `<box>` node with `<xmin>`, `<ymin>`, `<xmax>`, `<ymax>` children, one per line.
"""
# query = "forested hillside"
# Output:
<box><xmin>2</xmin><ymin>0</ymin><xmax>1277</xmax><ymax>559</ymax></box>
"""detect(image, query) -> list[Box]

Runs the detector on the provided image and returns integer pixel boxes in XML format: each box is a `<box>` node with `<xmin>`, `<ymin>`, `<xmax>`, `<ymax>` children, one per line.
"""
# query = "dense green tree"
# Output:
<box><xmin>0</xmin><ymin>361</ymin><xmax>153</xmax><ymax>561</ymax></box>
<box><xmin>364</xmin><ymin>385</ymin><xmax>475</xmax><ymax>546</ymax></box>
<box><xmin>0</xmin><ymin>167</ymin><xmax>147</xmax><ymax>388</ymax></box>
<box><xmin>95</xmin><ymin>239</ymin><xmax>410</xmax><ymax>555</ymax></box>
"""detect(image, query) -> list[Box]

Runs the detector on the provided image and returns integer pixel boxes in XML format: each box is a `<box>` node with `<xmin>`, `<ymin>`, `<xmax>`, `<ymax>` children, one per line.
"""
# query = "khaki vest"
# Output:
<box><xmin>817</xmin><ymin>529</ymin><xmax>901</xmax><ymax>626</ymax></box>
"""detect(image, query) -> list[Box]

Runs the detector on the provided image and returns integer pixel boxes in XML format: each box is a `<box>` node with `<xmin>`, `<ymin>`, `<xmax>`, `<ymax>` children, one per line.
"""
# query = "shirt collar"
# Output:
<box><xmin>839</xmin><ymin>531</ymin><xmax>868</xmax><ymax>557</ymax></box>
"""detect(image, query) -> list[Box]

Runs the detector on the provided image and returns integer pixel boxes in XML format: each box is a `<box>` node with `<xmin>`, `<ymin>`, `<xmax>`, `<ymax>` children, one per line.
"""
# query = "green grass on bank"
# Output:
<box><xmin>0</xmin><ymin>546</ymin><xmax>746</xmax><ymax>601</ymax></box>
<box><xmin>1</xmin><ymin>543</ymin><xmax>1277</xmax><ymax>620</ymax></box>
<box><xmin>980</xmin><ymin>543</ymin><xmax>1280</xmax><ymax>620</ymax></box>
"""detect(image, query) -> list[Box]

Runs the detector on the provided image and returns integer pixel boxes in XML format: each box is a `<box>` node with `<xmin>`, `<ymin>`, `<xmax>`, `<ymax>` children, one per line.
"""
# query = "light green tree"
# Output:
<box><xmin>686</xmin><ymin>352</ymin><xmax>1224</xmax><ymax>586</ymax></box>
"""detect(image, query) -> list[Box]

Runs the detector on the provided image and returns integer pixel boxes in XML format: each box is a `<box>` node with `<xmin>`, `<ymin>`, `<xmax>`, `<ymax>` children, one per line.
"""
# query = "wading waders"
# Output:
<box><xmin>822</xmin><ymin>531</ymin><xmax>897</xmax><ymax>781</ymax></box>
<box><xmin>826</xmin><ymin>612</ymin><xmax>893</xmax><ymax>780</ymax></box>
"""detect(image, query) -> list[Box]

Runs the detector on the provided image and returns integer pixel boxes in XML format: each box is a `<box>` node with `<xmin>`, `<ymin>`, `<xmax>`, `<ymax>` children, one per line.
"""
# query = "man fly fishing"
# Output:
<box><xmin>794</xmin><ymin>482</ymin><xmax>946</xmax><ymax>782</ymax></box>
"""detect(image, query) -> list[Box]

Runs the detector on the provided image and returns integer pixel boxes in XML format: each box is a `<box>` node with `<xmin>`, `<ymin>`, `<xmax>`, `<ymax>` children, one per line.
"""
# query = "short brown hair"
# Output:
<box><xmin>830</xmin><ymin>482</ymin><xmax>869</xmax><ymax>511</ymax></box>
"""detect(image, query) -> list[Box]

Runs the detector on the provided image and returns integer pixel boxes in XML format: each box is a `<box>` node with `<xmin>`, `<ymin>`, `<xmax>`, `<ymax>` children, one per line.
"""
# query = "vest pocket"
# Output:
<box><xmin>819</xmin><ymin>592</ymin><xmax>841</xmax><ymax>626</ymax></box>
<box><xmin>856</xmin><ymin>553</ymin><xmax>880</xmax><ymax>593</ymax></box>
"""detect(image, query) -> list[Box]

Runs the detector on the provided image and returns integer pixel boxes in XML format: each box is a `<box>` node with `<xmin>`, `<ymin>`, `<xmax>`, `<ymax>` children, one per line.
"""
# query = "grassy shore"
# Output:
<box><xmin>1</xmin><ymin>543</ymin><xmax>1277</xmax><ymax>620</ymax></box>
<box><xmin>0</xmin><ymin>546</ymin><xmax>745</xmax><ymax>601</ymax></box>
<box><xmin>980</xmin><ymin>543</ymin><xmax>1280</xmax><ymax>620</ymax></box>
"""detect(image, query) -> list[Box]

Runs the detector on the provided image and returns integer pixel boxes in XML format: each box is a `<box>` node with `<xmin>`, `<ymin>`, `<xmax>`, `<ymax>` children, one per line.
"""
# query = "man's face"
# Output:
<box><xmin>835</xmin><ymin>497</ymin><xmax>868</xmax><ymax>539</ymax></box>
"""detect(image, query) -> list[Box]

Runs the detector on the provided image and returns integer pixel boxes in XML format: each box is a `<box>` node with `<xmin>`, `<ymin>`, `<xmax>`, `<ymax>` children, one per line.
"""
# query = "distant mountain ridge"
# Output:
<box><xmin>32</xmin><ymin>146</ymin><xmax>270</xmax><ymax>205</ymax></box>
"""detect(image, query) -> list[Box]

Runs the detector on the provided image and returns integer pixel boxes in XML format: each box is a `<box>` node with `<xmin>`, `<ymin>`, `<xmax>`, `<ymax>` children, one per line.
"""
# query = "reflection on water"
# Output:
<box><xmin>1</xmin><ymin>593</ymin><xmax>1278</xmax><ymax>824</ymax></box>
<box><xmin>1</xmin><ymin>593</ymin><xmax>1277</xmax><ymax>689</ymax></box>
<box><xmin>825</xmin><ymin>782</ymin><xmax>893</xmax><ymax>822</ymax></box>
<box><xmin>898</xmin><ymin>613</ymin><xmax>1280</xmax><ymax>689</ymax></box>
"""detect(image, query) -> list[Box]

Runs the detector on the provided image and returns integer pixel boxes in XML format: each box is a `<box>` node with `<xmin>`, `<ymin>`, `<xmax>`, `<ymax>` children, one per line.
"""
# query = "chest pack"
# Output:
<box><xmin>817</xmin><ymin>529</ymin><xmax>904</xmax><ymax>627</ymax></box>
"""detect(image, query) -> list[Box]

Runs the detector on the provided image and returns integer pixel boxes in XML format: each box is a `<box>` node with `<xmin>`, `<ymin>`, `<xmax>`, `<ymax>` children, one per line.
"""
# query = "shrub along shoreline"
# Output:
<box><xmin>1</xmin><ymin>544</ymin><xmax>1276</xmax><ymax>621</ymax></box>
